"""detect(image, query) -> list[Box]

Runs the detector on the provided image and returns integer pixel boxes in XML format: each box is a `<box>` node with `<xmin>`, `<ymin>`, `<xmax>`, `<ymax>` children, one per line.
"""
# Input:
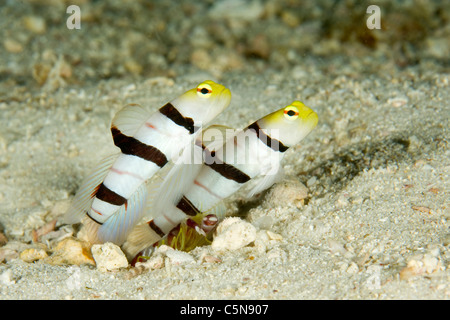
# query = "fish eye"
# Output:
<box><xmin>284</xmin><ymin>106</ymin><xmax>299</xmax><ymax>120</ymax></box>
<box><xmin>197</xmin><ymin>83</ymin><xmax>212</xmax><ymax>98</ymax></box>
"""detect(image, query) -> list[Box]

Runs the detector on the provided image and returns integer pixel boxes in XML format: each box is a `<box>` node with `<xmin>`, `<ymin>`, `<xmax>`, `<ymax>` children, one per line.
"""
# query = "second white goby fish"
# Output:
<box><xmin>64</xmin><ymin>80</ymin><xmax>231</xmax><ymax>245</ymax></box>
<box><xmin>123</xmin><ymin>101</ymin><xmax>318</xmax><ymax>258</ymax></box>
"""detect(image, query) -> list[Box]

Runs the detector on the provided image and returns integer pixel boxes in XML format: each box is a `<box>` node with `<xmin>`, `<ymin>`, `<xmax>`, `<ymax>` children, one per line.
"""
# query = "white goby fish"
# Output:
<box><xmin>123</xmin><ymin>101</ymin><xmax>318</xmax><ymax>258</ymax></box>
<box><xmin>64</xmin><ymin>80</ymin><xmax>231</xmax><ymax>245</ymax></box>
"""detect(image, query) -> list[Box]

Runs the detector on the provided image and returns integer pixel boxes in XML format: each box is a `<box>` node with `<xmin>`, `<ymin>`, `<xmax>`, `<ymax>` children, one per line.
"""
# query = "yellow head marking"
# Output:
<box><xmin>283</xmin><ymin>105</ymin><xmax>299</xmax><ymax>120</ymax></box>
<box><xmin>256</xmin><ymin>100</ymin><xmax>318</xmax><ymax>147</ymax></box>
<box><xmin>283</xmin><ymin>101</ymin><xmax>317</xmax><ymax>124</ymax></box>
<box><xmin>196</xmin><ymin>82</ymin><xmax>213</xmax><ymax>98</ymax></box>
<box><xmin>171</xmin><ymin>80</ymin><xmax>231</xmax><ymax>125</ymax></box>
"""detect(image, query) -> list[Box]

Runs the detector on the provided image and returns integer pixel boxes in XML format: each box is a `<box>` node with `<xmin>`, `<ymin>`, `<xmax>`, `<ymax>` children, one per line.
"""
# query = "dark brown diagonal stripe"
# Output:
<box><xmin>149</xmin><ymin>220</ymin><xmax>165</xmax><ymax>237</ymax></box>
<box><xmin>111</xmin><ymin>126</ymin><xmax>168</xmax><ymax>167</ymax></box>
<box><xmin>247</xmin><ymin>122</ymin><xmax>289</xmax><ymax>153</ymax></box>
<box><xmin>95</xmin><ymin>183</ymin><xmax>127</xmax><ymax>206</ymax></box>
<box><xmin>159</xmin><ymin>103</ymin><xmax>196</xmax><ymax>134</ymax></box>
<box><xmin>176</xmin><ymin>196</ymin><xmax>199</xmax><ymax>216</ymax></box>
<box><xmin>206</xmin><ymin>160</ymin><xmax>251</xmax><ymax>184</ymax></box>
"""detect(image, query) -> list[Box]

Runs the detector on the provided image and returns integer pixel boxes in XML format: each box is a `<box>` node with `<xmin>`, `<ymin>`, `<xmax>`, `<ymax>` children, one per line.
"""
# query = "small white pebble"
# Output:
<box><xmin>165</xmin><ymin>250</ymin><xmax>195</xmax><ymax>265</ymax></box>
<box><xmin>0</xmin><ymin>269</ymin><xmax>15</xmax><ymax>285</ymax></box>
<box><xmin>306</xmin><ymin>176</ymin><xmax>317</xmax><ymax>187</ymax></box>
<box><xmin>266</xmin><ymin>247</ymin><xmax>287</xmax><ymax>261</ymax></box>
<box><xmin>328</xmin><ymin>239</ymin><xmax>347</xmax><ymax>255</ymax></box>
<box><xmin>251</xmin><ymin>216</ymin><xmax>273</xmax><ymax>230</ymax></box>
<box><xmin>265</xmin><ymin>179</ymin><xmax>308</xmax><ymax>207</ymax></box>
<box><xmin>147</xmin><ymin>255</ymin><xmax>165</xmax><ymax>269</ymax></box>
<box><xmin>387</xmin><ymin>97</ymin><xmax>408</xmax><ymax>107</ymax></box>
<box><xmin>266</xmin><ymin>230</ymin><xmax>283</xmax><ymax>241</ymax></box>
<box><xmin>335</xmin><ymin>195</ymin><xmax>349</xmax><ymax>208</ymax></box>
<box><xmin>422</xmin><ymin>254</ymin><xmax>439</xmax><ymax>274</ymax></box>
<box><xmin>92</xmin><ymin>242</ymin><xmax>128</xmax><ymax>272</ymax></box>
<box><xmin>212</xmin><ymin>217</ymin><xmax>256</xmax><ymax>252</ymax></box>
<box><xmin>346</xmin><ymin>262</ymin><xmax>359</xmax><ymax>274</ymax></box>
<box><xmin>253</xmin><ymin>230</ymin><xmax>270</xmax><ymax>253</ymax></box>
<box><xmin>203</xmin><ymin>255</ymin><xmax>222</xmax><ymax>263</ymax></box>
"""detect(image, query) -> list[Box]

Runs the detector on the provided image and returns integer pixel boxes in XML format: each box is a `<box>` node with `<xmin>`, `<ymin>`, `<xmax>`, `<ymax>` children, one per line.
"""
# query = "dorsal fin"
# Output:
<box><xmin>111</xmin><ymin>103</ymin><xmax>150</xmax><ymax>138</ymax></box>
<box><xmin>199</xmin><ymin>124</ymin><xmax>232</xmax><ymax>152</ymax></box>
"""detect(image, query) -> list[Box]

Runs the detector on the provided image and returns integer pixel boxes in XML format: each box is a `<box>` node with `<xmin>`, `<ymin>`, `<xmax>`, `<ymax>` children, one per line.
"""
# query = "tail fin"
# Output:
<box><xmin>97</xmin><ymin>182</ymin><xmax>147</xmax><ymax>245</ymax></box>
<box><xmin>121</xmin><ymin>223</ymin><xmax>162</xmax><ymax>260</ymax></box>
<box><xmin>64</xmin><ymin>154</ymin><xmax>118</xmax><ymax>224</ymax></box>
<box><xmin>81</xmin><ymin>215</ymin><xmax>102</xmax><ymax>244</ymax></box>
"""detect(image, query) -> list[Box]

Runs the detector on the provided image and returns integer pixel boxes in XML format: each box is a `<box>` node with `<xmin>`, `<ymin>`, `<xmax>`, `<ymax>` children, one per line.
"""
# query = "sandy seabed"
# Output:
<box><xmin>0</xmin><ymin>0</ymin><xmax>449</xmax><ymax>300</ymax></box>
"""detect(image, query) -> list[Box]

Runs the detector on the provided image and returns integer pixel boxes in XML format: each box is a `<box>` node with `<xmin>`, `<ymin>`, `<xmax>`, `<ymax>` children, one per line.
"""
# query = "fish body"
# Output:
<box><xmin>64</xmin><ymin>81</ymin><xmax>231</xmax><ymax>244</ymax></box>
<box><xmin>123</xmin><ymin>101</ymin><xmax>318</xmax><ymax>258</ymax></box>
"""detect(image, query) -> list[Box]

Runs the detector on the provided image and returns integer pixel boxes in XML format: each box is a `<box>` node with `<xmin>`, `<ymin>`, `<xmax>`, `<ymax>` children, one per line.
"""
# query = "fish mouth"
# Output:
<box><xmin>217</xmin><ymin>87</ymin><xmax>232</xmax><ymax>109</ymax></box>
<box><xmin>304</xmin><ymin>109</ymin><xmax>319</xmax><ymax>127</ymax></box>
<box><xmin>221</xmin><ymin>87</ymin><xmax>232</xmax><ymax>99</ymax></box>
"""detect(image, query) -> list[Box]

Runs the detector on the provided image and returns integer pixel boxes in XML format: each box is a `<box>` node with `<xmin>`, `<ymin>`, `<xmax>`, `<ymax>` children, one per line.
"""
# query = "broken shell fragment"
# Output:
<box><xmin>19</xmin><ymin>248</ymin><xmax>48</xmax><ymax>263</ymax></box>
<box><xmin>46</xmin><ymin>238</ymin><xmax>95</xmax><ymax>266</ymax></box>
<box><xmin>91</xmin><ymin>242</ymin><xmax>129</xmax><ymax>272</ymax></box>
<box><xmin>211</xmin><ymin>217</ymin><xmax>257</xmax><ymax>252</ymax></box>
